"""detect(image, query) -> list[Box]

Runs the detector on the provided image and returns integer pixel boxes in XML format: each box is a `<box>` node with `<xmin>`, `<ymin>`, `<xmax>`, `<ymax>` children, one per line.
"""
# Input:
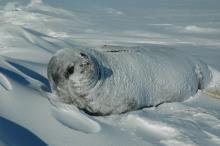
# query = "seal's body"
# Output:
<box><xmin>47</xmin><ymin>45</ymin><xmax>212</xmax><ymax>115</ymax></box>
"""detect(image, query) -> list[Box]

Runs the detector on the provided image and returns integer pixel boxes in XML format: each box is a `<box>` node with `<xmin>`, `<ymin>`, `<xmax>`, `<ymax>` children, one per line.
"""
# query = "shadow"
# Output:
<box><xmin>22</xmin><ymin>27</ymin><xmax>49</xmax><ymax>38</ymax></box>
<box><xmin>22</xmin><ymin>27</ymin><xmax>78</xmax><ymax>54</ymax></box>
<box><xmin>102</xmin><ymin>65</ymin><xmax>113</xmax><ymax>79</ymax></box>
<box><xmin>99</xmin><ymin>64</ymin><xmax>113</xmax><ymax>79</ymax></box>
<box><xmin>90</xmin><ymin>54</ymin><xmax>113</xmax><ymax>80</ymax></box>
<box><xmin>7</xmin><ymin>61</ymin><xmax>51</xmax><ymax>92</ymax></box>
<box><xmin>21</xmin><ymin>27</ymin><xmax>58</xmax><ymax>54</ymax></box>
<box><xmin>0</xmin><ymin>116</ymin><xmax>47</xmax><ymax>146</ymax></box>
<box><xmin>0</xmin><ymin>66</ymin><xmax>29</xmax><ymax>86</ymax></box>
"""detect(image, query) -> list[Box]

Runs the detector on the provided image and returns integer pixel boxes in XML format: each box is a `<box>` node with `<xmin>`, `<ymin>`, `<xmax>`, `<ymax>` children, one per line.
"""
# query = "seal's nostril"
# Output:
<box><xmin>80</xmin><ymin>61</ymin><xmax>90</xmax><ymax>68</ymax></box>
<box><xmin>86</xmin><ymin>62</ymin><xmax>90</xmax><ymax>65</ymax></box>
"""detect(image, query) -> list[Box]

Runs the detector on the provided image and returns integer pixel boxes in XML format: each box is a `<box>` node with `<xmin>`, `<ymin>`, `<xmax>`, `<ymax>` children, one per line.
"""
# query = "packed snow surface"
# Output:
<box><xmin>0</xmin><ymin>0</ymin><xmax>220</xmax><ymax>146</ymax></box>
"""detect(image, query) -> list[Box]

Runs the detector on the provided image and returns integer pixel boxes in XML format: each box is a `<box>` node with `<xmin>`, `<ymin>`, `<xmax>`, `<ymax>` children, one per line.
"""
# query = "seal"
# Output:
<box><xmin>47</xmin><ymin>45</ymin><xmax>218</xmax><ymax>116</ymax></box>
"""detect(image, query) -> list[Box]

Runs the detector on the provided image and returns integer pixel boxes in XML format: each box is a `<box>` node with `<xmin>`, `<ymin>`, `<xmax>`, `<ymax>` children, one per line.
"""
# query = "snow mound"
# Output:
<box><xmin>51</xmin><ymin>101</ymin><xmax>101</xmax><ymax>133</ymax></box>
<box><xmin>0</xmin><ymin>73</ymin><xmax>12</xmax><ymax>91</ymax></box>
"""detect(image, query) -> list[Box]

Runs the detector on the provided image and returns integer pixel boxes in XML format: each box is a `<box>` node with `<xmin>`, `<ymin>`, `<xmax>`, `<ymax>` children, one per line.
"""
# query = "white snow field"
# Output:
<box><xmin>0</xmin><ymin>0</ymin><xmax>220</xmax><ymax>146</ymax></box>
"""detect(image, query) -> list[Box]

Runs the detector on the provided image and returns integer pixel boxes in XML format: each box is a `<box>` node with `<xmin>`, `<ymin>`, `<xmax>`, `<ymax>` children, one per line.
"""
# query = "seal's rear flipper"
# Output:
<box><xmin>203</xmin><ymin>85</ymin><xmax>220</xmax><ymax>99</ymax></box>
<box><xmin>203</xmin><ymin>67</ymin><xmax>220</xmax><ymax>99</ymax></box>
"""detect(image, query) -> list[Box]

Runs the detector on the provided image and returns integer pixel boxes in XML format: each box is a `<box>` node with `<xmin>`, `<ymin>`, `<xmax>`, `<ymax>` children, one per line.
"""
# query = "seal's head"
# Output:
<box><xmin>47</xmin><ymin>48</ymin><xmax>101</xmax><ymax>108</ymax></box>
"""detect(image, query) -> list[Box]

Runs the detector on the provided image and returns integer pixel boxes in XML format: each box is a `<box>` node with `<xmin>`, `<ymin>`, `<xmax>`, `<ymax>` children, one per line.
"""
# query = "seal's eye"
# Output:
<box><xmin>80</xmin><ymin>53</ymin><xmax>88</xmax><ymax>58</ymax></box>
<box><xmin>64</xmin><ymin>65</ymin><xmax>74</xmax><ymax>79</ymax></box>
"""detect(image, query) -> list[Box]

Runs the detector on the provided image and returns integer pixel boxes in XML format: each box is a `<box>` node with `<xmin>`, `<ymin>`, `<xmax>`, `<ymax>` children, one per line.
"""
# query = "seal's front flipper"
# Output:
<box><xmin>49</xmin><ymin>96</ymin><xmax>101</xmax><ymax>133</ymax></box>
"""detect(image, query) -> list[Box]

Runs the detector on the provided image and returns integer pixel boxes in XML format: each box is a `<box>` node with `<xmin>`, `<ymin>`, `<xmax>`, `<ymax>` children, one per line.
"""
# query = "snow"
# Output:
<box><xmin>0</xmin><ymin>0</ymin><xmax>220</xmax><ymax>146</ymax></box>
<box><xmin>51</xmin><ymin>101</ymin><xmax>101</xmax><ymax>133</ymax></box>
<box><xmin>0</xmin><ymin>72</ymin><xmax>12</xmax><ymax>91</ymax></box>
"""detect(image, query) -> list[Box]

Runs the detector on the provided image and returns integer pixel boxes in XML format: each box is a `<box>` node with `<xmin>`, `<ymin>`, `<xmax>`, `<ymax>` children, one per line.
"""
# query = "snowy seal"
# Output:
<box><xmin>47</xmin><ymin>45</ymin><xmax>215</xmax><ymax>116</ymax></box>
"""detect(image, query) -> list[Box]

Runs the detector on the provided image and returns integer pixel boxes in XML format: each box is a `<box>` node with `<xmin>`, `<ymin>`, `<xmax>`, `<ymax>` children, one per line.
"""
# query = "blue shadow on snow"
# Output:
<box><xmin>7</xmin><ymin>61</ymin><xmax>51</xmax><ymax>92</ymax></box>
<box><xmin>0</xmin><ymin>116</ymin><xmax>47</xmax><ymax>146</ymax></box>
<box><xmin>0</xmin><ymin>66</ymin><xmax>29</xmax><ymax>86</ymax></box>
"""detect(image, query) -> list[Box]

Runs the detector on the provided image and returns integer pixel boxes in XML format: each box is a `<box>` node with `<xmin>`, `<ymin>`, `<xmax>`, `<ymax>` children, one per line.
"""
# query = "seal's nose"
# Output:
<box><xmin>79</xmin><ymin>60</ymin><xmax>92</xmax><ymax>74</ymax></box>
<box><xmin>79</xmin><ymin>61</ymin><xmax>90</xmax><ymax>67</ymax></box>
